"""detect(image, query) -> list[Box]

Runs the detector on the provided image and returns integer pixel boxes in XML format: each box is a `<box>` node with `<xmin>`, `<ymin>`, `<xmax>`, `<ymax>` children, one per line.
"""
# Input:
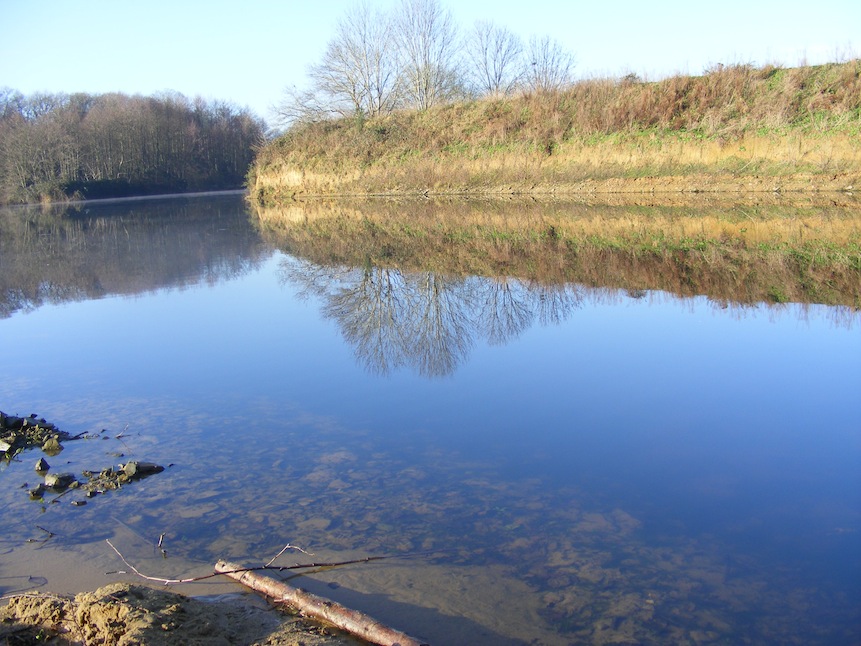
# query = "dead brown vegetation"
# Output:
<box><xmin>250</xmin><ymin>61</ymin><xmax>861</xmax><ymax>201</ymax></box>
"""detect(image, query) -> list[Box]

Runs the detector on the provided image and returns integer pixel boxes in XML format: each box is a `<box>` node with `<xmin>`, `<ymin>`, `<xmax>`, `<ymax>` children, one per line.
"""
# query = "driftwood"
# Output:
<box><xmin>215</xmin><ymin>559</ymin><xmax>428</xmax><ymax>646</ymax></box>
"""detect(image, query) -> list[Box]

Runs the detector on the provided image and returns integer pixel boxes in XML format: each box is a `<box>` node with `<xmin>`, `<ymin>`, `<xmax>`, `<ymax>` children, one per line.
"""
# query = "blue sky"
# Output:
<box><xmin>1</xmin><ymin>0</ymin><xmax>857</xmax><ymax>124</ymax></box>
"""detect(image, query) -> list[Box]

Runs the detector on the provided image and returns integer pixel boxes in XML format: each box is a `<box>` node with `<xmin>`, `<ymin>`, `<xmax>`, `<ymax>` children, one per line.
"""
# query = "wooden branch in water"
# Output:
<box><xmin>215</xmin><ymin>559</ymin><xmax>429</xmax><ymax>646</ymax></box>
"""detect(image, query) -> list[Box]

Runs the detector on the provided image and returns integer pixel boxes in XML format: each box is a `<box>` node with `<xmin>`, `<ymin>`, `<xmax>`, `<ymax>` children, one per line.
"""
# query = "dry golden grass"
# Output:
<box><xmin>251</xmin><ymin>61</ymin><xmax>861</xmax><ymax>201</ymax></box>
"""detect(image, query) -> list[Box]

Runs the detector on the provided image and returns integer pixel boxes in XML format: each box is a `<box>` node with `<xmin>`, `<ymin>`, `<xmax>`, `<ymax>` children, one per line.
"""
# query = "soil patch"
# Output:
<box><xmin>0</xmin><ymin>582</ymin><xmax>356</xmax><ymax>645</ymax></box>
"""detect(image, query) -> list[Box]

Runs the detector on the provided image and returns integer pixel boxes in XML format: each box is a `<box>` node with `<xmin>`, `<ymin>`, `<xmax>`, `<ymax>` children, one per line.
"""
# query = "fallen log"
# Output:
<box><xmin>214</xmin><ymin>559</ymin><xmax>429</xmax><ymax>646</ymax></box>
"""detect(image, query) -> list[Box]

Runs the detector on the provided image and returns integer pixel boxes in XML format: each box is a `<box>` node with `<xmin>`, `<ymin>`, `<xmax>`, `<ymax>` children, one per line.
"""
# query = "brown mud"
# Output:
<box><xmin>0</xmin><ymin>582</ymin><xmax>354</xmax><ymax>645</ymax></box>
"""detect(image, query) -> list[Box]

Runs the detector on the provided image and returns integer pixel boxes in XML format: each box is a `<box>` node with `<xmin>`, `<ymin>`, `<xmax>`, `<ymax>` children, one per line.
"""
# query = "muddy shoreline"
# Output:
<box><xmin>0</xmin><ymin>410</ymin><xmax>355</xmax><ymax>645</ymax></box>
<box><xmin>0</xmin><ymin>582</ymin><xmax>355</xmax><ymax>645</ymax></box>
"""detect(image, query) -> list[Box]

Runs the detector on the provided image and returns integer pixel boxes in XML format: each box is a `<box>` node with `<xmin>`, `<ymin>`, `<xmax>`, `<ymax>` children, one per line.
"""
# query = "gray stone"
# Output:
<box><xmin>122</xmin><ymin>461</ymin><xmax>164</xmax><ymax>478</ymax></box>
<box><xmin>42</xmin><ymin>437</ymin><xmax>63</xmax><ymax>454</ymax></box>
<box><xmin>44</xmin><ymin>472</ymin><xmax>76</xmax><ymax>489</ymax></box>
<box><xmin>35</xmin><ymin>457</ymin><xmax>50</xmax><ymax>472</ymax></box>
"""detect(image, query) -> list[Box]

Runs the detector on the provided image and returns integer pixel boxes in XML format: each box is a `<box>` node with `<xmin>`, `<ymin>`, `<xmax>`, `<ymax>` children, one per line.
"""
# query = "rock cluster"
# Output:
<box><xmin>2</xmin><ymin>410</ymin><xmax>165</xmax><ymax>505</ymax></box>
<box><xmin>0</xmin><ymin>410</ymin><xmax>72</xmax><ymax>457</ymax></box>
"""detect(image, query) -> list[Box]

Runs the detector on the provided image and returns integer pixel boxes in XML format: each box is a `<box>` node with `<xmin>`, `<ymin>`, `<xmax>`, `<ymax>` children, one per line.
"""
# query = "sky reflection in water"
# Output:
<box><xmin>0</xmin><ymin>195</ymin><xmax>859</xmax><ymax>645</ymax></box>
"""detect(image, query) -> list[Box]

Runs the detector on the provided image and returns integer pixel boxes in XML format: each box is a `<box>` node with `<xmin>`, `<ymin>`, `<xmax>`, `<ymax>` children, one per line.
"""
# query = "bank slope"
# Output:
<box><xmin>250</xmin><ymin>61</ymin><xmax>861</xmax><ymax>202</ymax></box>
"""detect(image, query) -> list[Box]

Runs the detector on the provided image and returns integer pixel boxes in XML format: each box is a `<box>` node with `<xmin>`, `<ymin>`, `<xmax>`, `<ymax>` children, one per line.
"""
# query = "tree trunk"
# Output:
<box><xmin>214</xmin><ymin>560</ymin><xmax>429</xmax><ymax>646</ymax></box>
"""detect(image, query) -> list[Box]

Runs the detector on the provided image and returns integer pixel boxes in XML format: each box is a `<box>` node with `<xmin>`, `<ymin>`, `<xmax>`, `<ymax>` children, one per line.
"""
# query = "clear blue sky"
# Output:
<box><xmin>1</xmin><ymin>0</ymin><xmax>857</xmax><ymax>124</ymax></box>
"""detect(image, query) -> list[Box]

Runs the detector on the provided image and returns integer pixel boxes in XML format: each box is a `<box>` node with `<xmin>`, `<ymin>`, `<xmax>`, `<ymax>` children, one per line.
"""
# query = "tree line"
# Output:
<box><xmin>0</xmin><ymin>89</ymin><xmax>265</xmax><ymax>204</ymax></box>
<box><xmin>277</xmin><ymin>0</ymin><xmax>576</xmax><ymax>125</ymax></box>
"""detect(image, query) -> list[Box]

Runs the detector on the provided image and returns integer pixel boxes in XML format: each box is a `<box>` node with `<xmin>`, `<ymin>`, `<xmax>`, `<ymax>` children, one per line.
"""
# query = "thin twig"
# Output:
<box><xmin>156</xmin><ymin>533</ymin><xmax>168</xmax><ymax>558</ymax></box>
<box><xmin>26</xmin><ymin>526</ymin><xmax>56</xmax><ymax>544</ymax></box>
<box><xmin>265</xmin><ymin>543</ymin><xmax>314</xmax><ymax>567</ymax></box>
<box><xmin>104</xmin><ymin>539</ymin><xmax>441</xmax><ymax>586</ymax></box>
<box><xmin>106</xmin><ymin>540</ymin><xmax>201</xmax><ymax>585</ymax></box>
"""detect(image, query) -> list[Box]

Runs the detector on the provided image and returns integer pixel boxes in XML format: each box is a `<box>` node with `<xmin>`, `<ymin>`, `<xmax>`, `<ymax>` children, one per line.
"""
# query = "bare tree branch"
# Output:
<box><xmin>394</xmin><ymin>0</ymin><xmax>464</xmax><ymax>110</ymax></box>
<box><xmin>525</xmin><ymin>35</ymin><xmax>576</xmax><ymax>93</ymax></box>
<box><xmin>465</xmin><ymin>21</ymin><xmax>524</xmax><ymax>97</ymax></box>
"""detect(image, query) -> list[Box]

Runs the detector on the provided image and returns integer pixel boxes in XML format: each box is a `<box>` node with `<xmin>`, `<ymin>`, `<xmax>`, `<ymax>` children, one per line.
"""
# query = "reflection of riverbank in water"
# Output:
<box><xmin>255</xmin><ymin>197</ymin><xmax>861</xmax><ymax>310</ymax></box>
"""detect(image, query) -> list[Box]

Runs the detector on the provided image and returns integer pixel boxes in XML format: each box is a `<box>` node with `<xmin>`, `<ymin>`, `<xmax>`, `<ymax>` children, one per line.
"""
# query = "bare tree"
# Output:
<box><xmin>311</xmin><ymin>2</ymin><xmax>401</xmax><ymax>118</ymax></box>
<box><xmin>341</xmin><ymin>1</ymin><xmax>401</xmax><ymax>116</ymax></box>
<box><xmin>274</xmin><ymin>85</ymin><xmax>332</xmax><ymax>127</ymax></box>
<box><xmin>524</xmin><ymin>35</ymin><xmax>576</xmax><ymax>93</ymax></box>
<box><xmin>0</xmin><ymin>87</ymin><xmax>25</xmax><ymax>120</ymax></box>
<box><xmin>276</xmin><ymin>2</ymin><xmax>400</xmax><ymax>126</ymax></box>
<box><xmin>464</xmin><ymin>21</ymin><xmax>524</xmax><ymax>97</ymax></box>
<box><xmin>394</xmin><ymin>0</ymin><xmax>463</xmax><ymax>110</ymax></box>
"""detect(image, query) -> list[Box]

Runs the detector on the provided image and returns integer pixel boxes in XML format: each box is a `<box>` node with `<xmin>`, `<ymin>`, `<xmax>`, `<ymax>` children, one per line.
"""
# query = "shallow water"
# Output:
<box><xmin>1</xmin><ymin>194</ymin><xmax>859</xmax><ymax>645</ymax></box>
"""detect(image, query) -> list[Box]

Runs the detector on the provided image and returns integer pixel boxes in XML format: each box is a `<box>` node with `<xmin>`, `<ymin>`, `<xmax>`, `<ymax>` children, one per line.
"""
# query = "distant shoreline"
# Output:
<box><xmin>249</xmin><ymin>173</ymin><xmax>858</xmax><ymax>204</ymax></box>
<box><xmin>4</xmin><ymin>189</ymin><xmax>247</xmax><ymax>209</ymax></box>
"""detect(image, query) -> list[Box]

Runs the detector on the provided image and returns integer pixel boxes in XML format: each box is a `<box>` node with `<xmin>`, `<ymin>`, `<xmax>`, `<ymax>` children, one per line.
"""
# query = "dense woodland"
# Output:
<box><xmin>0</xmin><ymin>89</ymin><xmax>265</xmax><ymax>204</ymax></box>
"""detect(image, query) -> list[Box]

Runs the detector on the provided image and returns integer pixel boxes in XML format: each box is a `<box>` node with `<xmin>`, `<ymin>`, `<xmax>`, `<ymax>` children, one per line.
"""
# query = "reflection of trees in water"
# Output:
<box><xmin>532</xmin><ymin>282</ymin><xmax>584</xmax><ymax>326</ymax></box>
<box><xmin>326</xmin><ymin>267</ymin><xmax>411</xmax><ymax>375</ymax></box>
<box><xmin>475</xmin><ymin>279</ymin><xmax>533</xmax><ymax>346</ymax></box>
<box><xmin>473</xmin><ymin>279</ymin><xmax>584</xmax><ymax>346</ymax></box>
<box><xmin>281</xmin><ymin>257</ymin><xmax>582</xmax><ymax>377</ymax></box>
<box><xmin>410</xmin><ymin>273</ymin><xmax>473</xmax><ymax>377</ymax></box>
<box><xmin>0</xmin><ymin>195</ymin><xmax>268</xmax><ymax>318</ymax></box>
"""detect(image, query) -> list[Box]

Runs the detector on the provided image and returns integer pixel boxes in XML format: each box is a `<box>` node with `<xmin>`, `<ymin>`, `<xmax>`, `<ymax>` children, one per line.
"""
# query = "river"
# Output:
<box><xmin>1</xmin><ymin>192</ymin><xmax>859</xmax><ymax>645</ymax></box>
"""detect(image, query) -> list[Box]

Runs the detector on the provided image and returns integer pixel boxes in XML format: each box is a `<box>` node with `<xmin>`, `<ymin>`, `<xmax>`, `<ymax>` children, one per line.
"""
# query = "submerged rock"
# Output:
<box><xmin>122</xmin><ymin>461</ymin><xmax>164</xmax><ymax>478</ymax></box>
<box><xmin>0</xmin><ymin>410</ymin><xmax>73</xmax><ymax>457</ymax></box>
<box><xmin>4</xmin><ymin>410</ymin><xmax>167</xmax><ymax>505</ymax></box>
<box><xmin>29</xmin><ymin>483</ymin><xmax>46</xmax><ymax>498</ymax></box>
<box><xmin>44</xmin><ymin>472</ymin><xmax>76</xmax><ymax>490</ymax></box>
<box><xmin>76</xmin><ymin>461</ymin><xmax>166</xmax><ymax>497</ymax></box>
<box><xmin>41</xmin><ymin>437</ymin><xmax>63</xmax><ymax>454</ymax></box>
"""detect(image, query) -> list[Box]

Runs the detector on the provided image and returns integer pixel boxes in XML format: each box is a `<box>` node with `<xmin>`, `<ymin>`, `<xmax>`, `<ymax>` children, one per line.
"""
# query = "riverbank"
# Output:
<box><xmin>0</xmin><ymin>407</ymin><xmax>354</xmax><ymax>645</ymax></box>
<box><xmin>249</xmin><ymin>60</ymin><xmax>860</xmax><ymax>203</ymax></box>
<box><xmin>0</xmin><ymin>583</ymin><xmax>353</xmax><ymax>645</ymax></box>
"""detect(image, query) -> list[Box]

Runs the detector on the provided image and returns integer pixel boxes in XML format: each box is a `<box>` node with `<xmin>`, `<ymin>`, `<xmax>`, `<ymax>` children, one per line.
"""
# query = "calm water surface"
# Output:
<box><xmin>1</xmin><ymin>194</ymin><xmax>859</xmax><ymax>645</ymax></box>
